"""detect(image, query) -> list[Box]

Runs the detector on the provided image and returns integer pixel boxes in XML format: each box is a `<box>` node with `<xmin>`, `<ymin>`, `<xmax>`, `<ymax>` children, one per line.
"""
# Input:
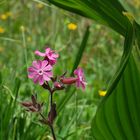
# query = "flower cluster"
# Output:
<box><xmin>22</xmin><ymin>47</ymin><xmax>86</xmax><ymax>140</ymax></box>
<box><xmin>28</xmin><ymin>47</ymin><xmax>86</xmax><ymax>90</ymax></box>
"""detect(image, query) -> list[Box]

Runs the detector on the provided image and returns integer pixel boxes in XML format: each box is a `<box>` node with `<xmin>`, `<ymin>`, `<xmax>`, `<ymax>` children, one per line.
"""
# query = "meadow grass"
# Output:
<box><xmin>1</xmin><ymin>0</ymin><xmax>138</xmax><ymax>139</ymax></box>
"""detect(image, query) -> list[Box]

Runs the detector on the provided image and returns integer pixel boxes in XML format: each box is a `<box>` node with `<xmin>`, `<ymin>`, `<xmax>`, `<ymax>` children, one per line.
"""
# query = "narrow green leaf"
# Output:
<box><xmin>13</xmin><ymin>77</ymin><xmax>21</xmax><ymax>105</ymax></box>
<box><xmin>71</xmin><ymin>26</ymin><xmax>90</xmax><ymax>75</ymax></box>
<box><xmin>57</xmin><ymin>26</ymin><xmax>90</xmax><ymax>113</ymax></box>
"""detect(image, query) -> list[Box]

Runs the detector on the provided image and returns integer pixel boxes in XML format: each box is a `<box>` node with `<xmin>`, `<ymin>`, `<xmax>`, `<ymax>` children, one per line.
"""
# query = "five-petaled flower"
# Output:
<box><xmin>74</xmin><ymin>68</ymin><xmax>87</xmax><ymax>90</ymax></box>
<box><xmin>67</xmin><ymin>23</ymin><xmax>77</xmax><ymax>30</ymax></box>
<box><xmin>28</xmin><ymin>60</ymin><xmax>53</xmax><ymax>85</ymax></box>
<box><xmin>35</xmin><ymin>48</ymin><xmax>59</xmax><ymax>65</ymax></box>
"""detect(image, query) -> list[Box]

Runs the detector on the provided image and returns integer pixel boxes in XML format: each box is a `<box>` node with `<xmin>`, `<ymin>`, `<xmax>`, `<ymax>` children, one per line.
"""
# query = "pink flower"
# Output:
<box><xmin>35</xmin><ymin>48</ymin><xmax>59</xmax><ymax>65</ymax></box>
<box><xmin>74</xmin><ymin>68</ymin><xmax>87</xmax><ymax>90</ymax></box>
<box><xmin>28</xmin><ymin>60</ymin><xmax>53</xmax><ymax>85</ymax></box>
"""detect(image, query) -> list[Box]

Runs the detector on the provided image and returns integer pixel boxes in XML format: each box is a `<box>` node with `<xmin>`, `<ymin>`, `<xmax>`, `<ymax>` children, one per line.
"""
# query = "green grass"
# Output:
<box><xmin>1</xmin><ymin>0</ymin><xmax>139</xmax><ymax>139</ymax></box>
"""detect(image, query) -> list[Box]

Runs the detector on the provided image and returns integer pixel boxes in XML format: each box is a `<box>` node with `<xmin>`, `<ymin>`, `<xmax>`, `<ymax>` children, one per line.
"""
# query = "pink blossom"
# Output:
<box><xmin>28</xmin><ymin>60</ymin><xmax>53</xmax><ymax>85</ymax></box>
<box><xmin>35</xmin><ymin>48</ymin><xmax>59</xmax><ymax>65</ymax></box>
<box><xmin>74</xmin><ymin>68</ymin><xmax>87</xmax><ymax>90</ymax></box>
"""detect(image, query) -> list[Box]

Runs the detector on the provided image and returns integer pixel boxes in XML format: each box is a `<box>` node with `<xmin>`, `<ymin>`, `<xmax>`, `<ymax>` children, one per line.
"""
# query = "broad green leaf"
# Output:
<box><xmin>91</xmin><ymin>54</ymin><xmax>140</xmax><ymax>140</ymax></box>
<box><xmin>134</xmin><ymin>21</ymin><xmax>140</xmax><ymax>50</ymax></box>
<box><xmin>105</xmin><ymin>23</ymin><xmax>134</xmax><ymax>98</ymax></box>
<box><xmin>91</xmin><ymin>23</ymin><xmax>139</xmax><ymax>139</ymax></box>
<box><xmin>47</xmin><ymin>0</ymin><xmax>131</xmax><ymax>36</ymax></box>
<box><xmin>92</xmin><ymin>23</ymin><xmax>140</xmax><ymax>140</ymax></box>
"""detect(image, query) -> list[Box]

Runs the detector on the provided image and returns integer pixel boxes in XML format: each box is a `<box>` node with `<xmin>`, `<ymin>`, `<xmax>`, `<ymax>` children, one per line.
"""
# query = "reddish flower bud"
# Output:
<box><xmin>21</xmin><ymin>95</ymin><xmax>43</xmax><ymax>113</ymax></box>
<box><xmin>21</xmin><ymin>102</ymin><xmax>33</xmax><ymax>107</ymax></box>
<box><xmin>31</xmin><ymin>94</ymin><xmax>37</xmax><ymax>106</ymax></box>
<box><xmin>54</xmin><ymin>82</ymin><xmax>61</xmax><ymax>88</ymax></box>
<box><xmin>28</xmin><ymin>106</ymin><xmax>38</xmax><ymax>112</ymax></box>
<box><xmin>53</xmin><ymin>82</ymin><xmax>65</xmax><ymax>91</ymax></box>
<box><xmin>60</xmin><ymin>77</ymin><xmax>77</xmax><ymax>85</ymax></box>
<box><xmin>47</xmin><ymin>103</ymin><xmax>57</xmax><ymax>125</ymax></box>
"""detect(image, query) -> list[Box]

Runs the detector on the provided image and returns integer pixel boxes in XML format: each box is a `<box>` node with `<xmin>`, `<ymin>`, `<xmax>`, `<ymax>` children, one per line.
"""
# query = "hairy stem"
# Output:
<box><xmin>39</xmin><ymin>112</ymin><xmax>47</xmax><ymax>122</ymax></box>
<box><xmin>47</xmin><ymin>82</ymin><xmax>56</xmax><ymax>139</ymax></box>
<box><xmin>50</xmin><ymin>92</ymin><xmax>53</xmax><ymax>107</ymax></box>
<box><xmin>39</xmin><ymin>112</ymin><xmax>56</xmax><ymax>140</ymax></box>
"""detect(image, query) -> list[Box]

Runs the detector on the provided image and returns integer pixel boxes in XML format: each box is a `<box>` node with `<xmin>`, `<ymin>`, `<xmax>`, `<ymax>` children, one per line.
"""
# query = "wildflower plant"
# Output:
<box><xmin>21</xmin><ymin>47</ymin><xmax>86</xmax><ymax>139</ymax></box>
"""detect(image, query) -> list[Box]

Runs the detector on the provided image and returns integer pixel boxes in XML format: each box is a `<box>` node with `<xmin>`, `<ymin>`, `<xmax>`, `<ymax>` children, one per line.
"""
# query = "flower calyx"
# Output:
<box><xmin>21</xmin><ymin>94</ymin><xmax>43</xmax><ymax>113</ymax></box>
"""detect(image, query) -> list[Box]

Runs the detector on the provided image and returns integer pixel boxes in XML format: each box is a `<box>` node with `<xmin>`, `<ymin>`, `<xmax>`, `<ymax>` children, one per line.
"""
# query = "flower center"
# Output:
<box><xmin>38</xmin><ymin>69</ymin><xmax>43</xmax><ymax>75</ymax></box>
<box><xmin>79</xmin><ymin>76</ymin><xmax>83</xmax><ymax>81</ymax></box>
<box><xmin>48</xmin><ymin>52</ymin><xmax>52</xmax><ymax>56</ymax></box>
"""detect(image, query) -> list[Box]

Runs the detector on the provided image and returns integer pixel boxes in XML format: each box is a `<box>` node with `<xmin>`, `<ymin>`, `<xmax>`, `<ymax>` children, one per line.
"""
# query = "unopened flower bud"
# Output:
<box><xmin>31</xmin><ymin>94</ymin><xmax>37</xmax><ymax>106</ymax></box>
<box><xmin>60</xmin><ymin>77</ymin><xmax>77</xmax><ymax>85</ymax></box>
<box><xmin>21</xmin><ymin>102</ymin><xmax>32</xmax><ymax>107</ymax></box>
<box><xmin>21</xmin><ymin>95</ymin><xmax>43</xmax><ymax>113</ymax></box>
<box><xmin>54</xmin><ymin>82</ymin><xmax>61</xmax><ymax>88</ymax></box>
<box><xmin>28</xmin><ymin>106</ymin><xmax>38</xmax><ymax>112</ymax></box>
<box><xmin>47</xmin><ymin>103</ymin><xmax>57</xmax><ymax>125</ymax></box>
<box><xmin>54</xmin><ymin>82</ymin><xmax>65</xmax><ymax>90</ymax></box>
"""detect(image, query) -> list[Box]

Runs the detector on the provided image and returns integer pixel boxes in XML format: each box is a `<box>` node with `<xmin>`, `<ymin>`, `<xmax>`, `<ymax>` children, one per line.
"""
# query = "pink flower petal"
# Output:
<box><xmin>45</xmin><ymin>48</ymin><xmax>51</xmax><ymax>54</ymax></box>
<box><xmin>32</xmin><ymin>61</ymin><xmax>40</xmax><ymax>69</ymax></box>
<box><xmin>28</xmin><ymin>67</ymin><xmax>37</xmax><ymax>72</ymax></box>
<box><xmin>33</xmin><ymin>74</ymin><xmax>40</xmax><ymax>84</ymax></box>
<box><xmin>52</xmin><ymin>53</ymin><xmax>59</xmax><ymax>58</ymax></box>
<box><xmin>41</xmin><ymin>60</ymin><xmax>48</xmax><ymax>68</ymax></box>
<box><xmin>74</xmin><ymin>67</ymin><xmax>86</xmax><ymax>90</ymax></box>
<box><xmin>38</xmin><ymin>76</ymin><xmax>44</xmax><ymax>85</ymax></box>
<box><xmin>43</xmin><ymin>74</ymin><xmax>51</xmax><ymax>81</ymax></box>
<box><xmin>44</xmin><ymin>64</ymin><xmax>52</xmax><ymax>71</ymax></box>
<box><xmin>81</xmin><ymin>82</ymin><xmax>86</xmax><ymax>90</ymax></box>
<box><xmin>28</xmin><ymin>72</ymin><xmax>37</xmax><ymax>78</ymax></box>
<box><xmin>43</xmin><ymin>71</ymin><xmax>53</xmax><ymax>78</ymax></box>
<box><xmin>35</xmin><ymin>50</ymin><xmax>46</xmax><ymax>57</ymax></box>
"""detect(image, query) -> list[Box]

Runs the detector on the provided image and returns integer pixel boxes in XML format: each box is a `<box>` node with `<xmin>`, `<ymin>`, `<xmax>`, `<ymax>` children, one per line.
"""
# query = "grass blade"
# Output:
<box><xmin>57</xmin><ymin>26</ymin><xmax>90</xmax><ymax>113</ymax></box>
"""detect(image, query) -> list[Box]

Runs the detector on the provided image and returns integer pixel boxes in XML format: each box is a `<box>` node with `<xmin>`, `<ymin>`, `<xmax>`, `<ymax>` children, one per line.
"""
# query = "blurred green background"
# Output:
<box><xmin>0</xmin><ymin>0</ymin><xmax>140</xmax><ymax>139</ymax></box>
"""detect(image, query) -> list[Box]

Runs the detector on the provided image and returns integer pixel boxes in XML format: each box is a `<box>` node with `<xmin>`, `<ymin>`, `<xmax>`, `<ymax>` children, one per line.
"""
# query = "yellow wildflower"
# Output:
<box><xmin>68</xmin><ymin>23</ymin><xmax>77</xmax><ymax>30</ymax></box>
<box><xmin>0</xmin><ymin>27</ymin><xmax>5</xmax><ymax>33</ymax></box>
<box><xmin>6</xmin><ymin>12</ymin><xmax>12</xmax><ymax>17</ymax></box>
<box><xmin>27</xmin><ymin>36</ymin><xmax>32</xmax><ymax>42</ymax></box>
<box><xmin>36</xmin><ymin>3</ymin><xmax>44</xmax><ymax>9</ymax></box>
<box><xmin>0</xmin><ymin>47</ymin><xmax>4</xmax><ymax>52</ymax></box>
<box><xmin>20</xmin><ymin>25</ymin><xmax>25</xmax><ymax>32</ymax></box>
<box><xmin>98</xmin><ymin>90</ymin><xmax>107</xmax><ymax>97</ymax></box>
<box><xmin>0</xmin><ymin>14</ymin><xmax>8</xmax><ymax>20</ymax></box>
